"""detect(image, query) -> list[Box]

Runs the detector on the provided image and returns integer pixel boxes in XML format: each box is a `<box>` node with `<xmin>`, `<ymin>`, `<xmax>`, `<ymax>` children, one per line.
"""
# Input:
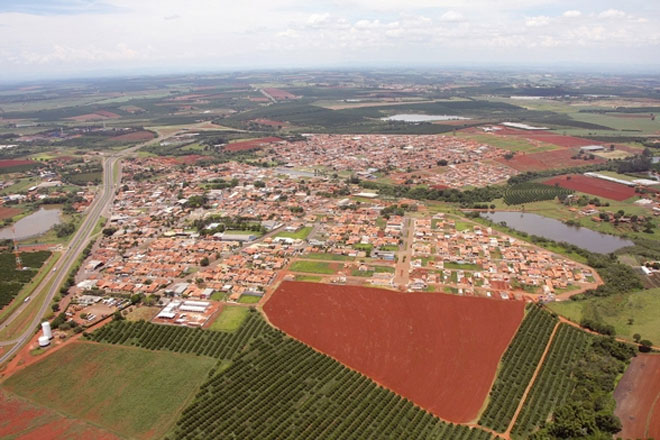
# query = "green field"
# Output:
<box><xmin>275</xmin><ymin>226</ymin><xmax>312</xmax><ymax>240</ymax></box>
<box><xmin>460</xmin><ymin>134</ymin><xmax>557</xmax><ymax>153</ymax></box>
<box><xmin>304</xmin><ymin>252</ymin><xmax>354</xmax><ymax>261</ymax></box>
<box><xmin>547</xmin><ymin>288</ymin><xmax>660</xmax><ymax>344</ymax></box>
<box><xmin>238</xmin><ymin>294</ymin><xmax>261</xmax><ymax>304</ymax></box>
<box><xmin>289</xmin><ymin>260</ymin><xmax>336</xmax><ymax>274</ymax></box>
<box><xmin>209</xmin><ymin>305</ymin><xmax>249</xmax><ymax>331</ymax></box>
<box><xmin>294</xmin><ymin>274</ymin><xmax>323</xmax><ymax>282</ymax></box>
<box><xmin>3</xmin><ymin>342</ymin><xmax>215</xmax><ymax>439</ymax></box>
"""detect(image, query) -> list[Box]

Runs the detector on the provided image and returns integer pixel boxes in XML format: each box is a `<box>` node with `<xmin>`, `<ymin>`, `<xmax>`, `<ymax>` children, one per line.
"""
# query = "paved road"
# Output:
<box><xmin>0</xmin><ymin>134</ymin><xmax>158</xmax><ymax>362</ymax></box>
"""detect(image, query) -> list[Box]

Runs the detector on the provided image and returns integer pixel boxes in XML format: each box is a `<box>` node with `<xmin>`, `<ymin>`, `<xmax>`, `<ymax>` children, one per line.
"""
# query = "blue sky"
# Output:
<box><xmin>0</xmin><ymin>0</ymin><xmax>658</xmax><ymax>80</ymax></box>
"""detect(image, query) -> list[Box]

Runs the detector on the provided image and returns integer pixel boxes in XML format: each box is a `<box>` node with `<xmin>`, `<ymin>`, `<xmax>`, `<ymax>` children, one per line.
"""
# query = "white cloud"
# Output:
<box><xmin>439</xmin><ymin>11</ymin><xmax>463</xmax><ymax>22</ymax></box>
<box><xmin>525</xmin><ymin>16</ymin><xmax>550</xmax><ymax>27</ymax></box>
<box><xmin>562</xmin><ymin>10</ymin><xmax>581</xmax><ymax>18</ymax></box>
<box><xmin>0</xmin><ymin>0</ymin><xmax>658</xmax><ymax>80</ymax></box>
<box><xmin>598</xmin><ymin>9</ymin><xmax>626</xmax><ymax>19</ymax></box>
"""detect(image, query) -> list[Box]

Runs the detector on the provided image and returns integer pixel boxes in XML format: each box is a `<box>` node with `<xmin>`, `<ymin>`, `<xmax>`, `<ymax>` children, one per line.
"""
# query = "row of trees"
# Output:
<box><xmin>479</xmin><ymin>305</ymin><xmax>558</xmax><ymax>432</ymax></box>
<box><xmin>169</xmin><ymin>322</ymin><xmax>494</xmax><ymax>440</ymax></box>
<box><xmin>85</xmin><ymin>310</ymin><xmax>268</xmax><ymax>360</ymax></box>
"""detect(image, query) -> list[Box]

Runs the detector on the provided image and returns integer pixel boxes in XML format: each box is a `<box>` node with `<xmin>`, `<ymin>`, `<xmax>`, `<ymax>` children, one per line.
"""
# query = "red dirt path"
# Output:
<box><xmin>0</xmin><ymin>389</ymin><xmax>119</xmax><ymax>440</ymax></box>
<box><xmin>614</xmin><ymin>354</ymin><xmax>660</xmax><ymax>440</ymax></box>
<box><xmin>543</xmin><ymin>174</ymin><xmax>636</xmax><ymax>201</ymax></box>
<box><xmin>264</xmin><ymin>281</ymin><xmax>525</xmax><ymax>423</ymax></box>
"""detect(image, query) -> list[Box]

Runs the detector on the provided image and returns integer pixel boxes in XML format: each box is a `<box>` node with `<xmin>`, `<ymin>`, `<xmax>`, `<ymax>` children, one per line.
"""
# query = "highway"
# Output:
<box><xmin>0</xmin><ymin>154</ymin><xmax>121</xmax><ymax>363</ymax></box>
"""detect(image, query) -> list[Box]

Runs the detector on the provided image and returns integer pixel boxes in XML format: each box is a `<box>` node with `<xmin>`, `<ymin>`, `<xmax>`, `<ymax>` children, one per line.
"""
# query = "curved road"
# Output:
<box><xmin>0</xmin><ymin>154</ymin><xmax>122</xmax><ymax>363</ymax></box>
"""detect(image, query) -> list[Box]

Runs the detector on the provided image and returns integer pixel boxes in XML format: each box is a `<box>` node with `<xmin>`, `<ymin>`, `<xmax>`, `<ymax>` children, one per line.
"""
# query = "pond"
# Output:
<box><xmin>481</xmin><ymin>211</ymin><xmax>634</xmax><ymax>254</ymax></box>
<box><xmin>381</xmin><ymin>114</ymin><xmax>471</xmax><ymax>122</ymax></box>
<box><xmin>0</xmin><ymin>207</ymin><xmax>62</xmax><ymax>241</ymax></box>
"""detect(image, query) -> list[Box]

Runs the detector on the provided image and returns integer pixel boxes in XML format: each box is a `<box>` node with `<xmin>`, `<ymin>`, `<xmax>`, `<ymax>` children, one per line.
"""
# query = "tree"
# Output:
<box><xmin>200</xmin><ymin>256</ymin><xmax>210</xmax><ymax>267</ymax></box>
<box><xmin>640</xmin><ymin>339</ymin><xmax>653</xmax><ymax>352</ymax></box>
<box><xmin>633</xmin><ymin>333</ymin><xmax>641</xmax><ymax>343</ymax></box>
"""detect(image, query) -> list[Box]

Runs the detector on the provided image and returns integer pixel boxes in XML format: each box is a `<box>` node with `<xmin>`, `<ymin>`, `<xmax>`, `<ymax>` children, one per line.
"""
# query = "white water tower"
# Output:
<box><xmin>38</xmin><ymin>335</ymin><xmax>50</xmax><ymax>347</ymax></box>
<box><xmin>41</xmin><ymin>321</ymin><xmax>53</xmax><ymax>340</ymax></box>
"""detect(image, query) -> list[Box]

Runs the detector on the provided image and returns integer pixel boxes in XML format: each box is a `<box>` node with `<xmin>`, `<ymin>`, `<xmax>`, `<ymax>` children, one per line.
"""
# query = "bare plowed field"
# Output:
<box><xmin>543</xmin><ymin>174</ymin><xmax>636</xmax><ymax>201</ymax></box>
<box><xmin>614</xmin><ymin>354</ymin><xmax>660</xmax><ymax>440</ymax></box>
<box><xmin>264</xmin><ymin>281</ymin><xmax>525</xmax><ymax>423</ymax></box>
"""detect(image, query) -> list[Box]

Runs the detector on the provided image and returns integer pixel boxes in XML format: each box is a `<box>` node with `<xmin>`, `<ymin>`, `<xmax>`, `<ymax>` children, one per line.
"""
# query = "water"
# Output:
<box><xmin>381</xmin><ymin>114</ymin><xmax>471</xmax><ymax>122</ymax></box>
<box><xmin>0</xmin><ymin>207</ymin><xmax>62</xmax><ymax>240</ymax></box>
<box><xmin>481</xmin><ymin>211</ymin><xmax>634</xmax><ymax>254</ymax></box>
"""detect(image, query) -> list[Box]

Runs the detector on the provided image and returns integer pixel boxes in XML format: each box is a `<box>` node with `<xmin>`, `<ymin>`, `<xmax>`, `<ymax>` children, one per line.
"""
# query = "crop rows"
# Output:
<box><xmin>478</xmin><ymin>305</ymin><xmax>557</xmax><ymax>432</ymax></box>
<box><xmin>88</xmin><ymin>312</ymin><xmax>495</xmax><ymax>439</ymax></box>
<box><xmin>503</xmin><ymin>182</ymin><xmax>573</xmax><ymax>205</ymax></box>
<box><xmin>169</xmin><ymin>327</ymin><xmax>494</xmax><ymax>440</ymax></box>
<box><xmin>511</xmin><ymin>324</ymin><xmax>590</xmax><ymax>438</ymax></box>
<box><xmin>86</xmin><ymin>310</ymin><xmax>269</xmax><ymax>359</ymax></box>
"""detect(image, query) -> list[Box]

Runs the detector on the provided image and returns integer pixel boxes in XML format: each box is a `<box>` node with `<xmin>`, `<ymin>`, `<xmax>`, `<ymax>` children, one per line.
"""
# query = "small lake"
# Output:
<box><xmin>381</xmin><ymin>114</ymin><xmax>471</xmax><ymax>122</ymax></box>
<box><xmin>481</xmin><ymin>211</ymin><xmax>634</xmax><ymax>254</ymax></box>
<box><xmin>0</xmin><ymin>207</ymin><xmax>62</xmax><ymax>241</ymax></box>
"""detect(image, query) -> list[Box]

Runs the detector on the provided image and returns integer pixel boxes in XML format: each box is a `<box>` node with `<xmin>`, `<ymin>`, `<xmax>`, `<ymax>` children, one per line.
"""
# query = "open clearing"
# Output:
<box><xmin>614</xmin><ymin>354</ymin><xmax>660</xmax><ymax>440</ymax></box>
<box><xmin>3</xmin><ymin>341</ymin><xmax>215</xmax><ymax>439</ymax></box>
<box><xmin>264</xmin><ymin>281</ymin><xmax>525</xmax><ymax>423</ymax></box>
<box><xmin>497</xmin><ymin>149</ymin><xmax>605</xmax><ymax>172</ymax></box>
<box><xmin>0</xmin><ymin>389</ymin><xmax>119</xmax><ymax>440</ymax></box>
<box><xmin>547</xmin><ymin>288</ymin><xmax>660</xmax><ymax>344</ymax></box>
<box><xmin>209</xmin><ymin>305</ymin><xmax>249</xmax><ymax>331</ymax></box>
<box><xmin>543</xmin><ymin>174</ymin><xmax>636</xmax><ymax>201</ymax></box>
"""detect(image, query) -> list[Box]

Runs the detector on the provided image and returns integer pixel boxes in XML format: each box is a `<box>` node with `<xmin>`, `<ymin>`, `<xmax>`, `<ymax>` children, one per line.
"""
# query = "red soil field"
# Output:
<box><xmin>263</xmin><ymin>88</ymin><xmax>297</xmax><ymax>100</ymax></box>
<box><xmin>109</xmin><ymin>130</ymin><xmax>155</xmax><ymax>142</ymax></box>
<box><xmin>497</xmin><ymin>149</ymin><xmax>605</xmax><ymax>172</ymax></box>
<box><xmin>543</xmin><ymin>174</ymin><xmax>636</xmax><ymax>201</ymax></box>
<box><xmin>0</xmin><ymin>159</ymin><xmax>37</xmax><ymax>168</ymax></box>
<box><xmin>0</xmin><ymin>206</ymin><xmax>21</xmax><ymax>220</ymax></box>
<box><xmin>0</xmin><ymin>390</ymin><xmax>119</xmax><ymax>440</ymax></box>
<box><xmin>614</xmin><ymin>354</ymin><xmax>660</xmax><ymax>440</ymax></box>
<box><xmin>224</xmin><ymin>137</ymin><xmax>282</xmax><ymax>152</ymax></box>
<box><xmin>264</xmin><ymin>281</ymin><xmax>525</xmax><ymax>423</ymax></box>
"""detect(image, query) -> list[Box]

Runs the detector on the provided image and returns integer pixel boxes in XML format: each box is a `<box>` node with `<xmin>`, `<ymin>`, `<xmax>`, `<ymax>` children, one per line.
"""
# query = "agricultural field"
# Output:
<box><xmin>478</xmin><ymin>305</ymin><xmax>557</xmax><ymax>432</ymax></box>
<box><xmin>0</xmin><ymin>250</ymin><xmax>52</xmax><ymax>309</ymax></box>
<box><xmin>543</xmin><ymin>174</ymin><xmax>637</xmax><ymax>201</ymax></box>
<box><xmin>87</xmin><ymin>310</ymin><xmax>495</xmax><ymax>440</ymax></box>
<box><xmin>547</xmin><ymin>288</ymin><xmax>660</xmax><ymax>344</ymax></box>
<box><xmin>0</xmin><ymin>390</ymin><xmax>120</xmax><ymax>440</ymax></box>
<box><xmin>3</xmin><ymin>342</ymin><xmax>216</xmax><ymax>439</ymax></box>
<box><xmin>497</xmin><ymin>148</ymin><xmax>605</xmax><ymax>172</ymax></box>
<box><xmin>264</xmin><ymin>281</ymin><xmax>525</xmax><ymax>423</ymax></box>
<box><xmin>503</xmin><ymin>182</ymin><xmax>573</xmax><ymax>205</ymax></box>
<box><xmin>614</xmin><ymin>354</ymin><xmax>660</xmax><ymax>440</ymax></box>
<box><xmin>511</xmin><ymin>324</ymin><xmax>591</xmax><ymax>438</ymax></box>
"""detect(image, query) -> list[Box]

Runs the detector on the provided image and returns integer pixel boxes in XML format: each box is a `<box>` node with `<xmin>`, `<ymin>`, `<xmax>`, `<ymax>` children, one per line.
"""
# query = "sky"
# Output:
<box><xmin>0</xmin><ymin>0</ymin><xmax>659</xmax><ymax>81</ymax></box>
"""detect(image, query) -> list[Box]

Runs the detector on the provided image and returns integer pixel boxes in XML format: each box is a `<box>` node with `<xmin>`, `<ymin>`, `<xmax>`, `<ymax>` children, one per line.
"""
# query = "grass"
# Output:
<box><xmin>275</xmin><ymin>226</ymin><xmax>312</xmax><ymax>240</ymax></box>
<box><xmin>294</xmin><ymin>275</ymin><xmax>323</xmax><ymax>282</ymax></box>
<box><xmin>289</xmin><ymin>260</ymin><xmax>336</xmax><ymax>274</ymax></box>
<box><xmin>444</xmin><ymin>262</ymin><xmax>483</xmax><ymax>271</ymax></box>
<box><xmin>547</xmin><ymin>288</ymin><xmax>660</xmax><ymax>344</ymax></box>
<box><xmin>304</xmin><ymin>253</ymin><xmax>354</xmax><ymax>261</ymax></box>
<box><xmin>3</xmin><ymin>341</ymin><xmax>215</xmax><ymax>439</ymax></box>
<box><xmin>458</xmin><ymin>133</ymin><xmax>557</xmax><ymax>153</ymax></box>
<box><xmin>238</xmin><ymin>295</ymin><xmax>261</xmax><ymax>304</ymax></box>
<box><xmin>209</xmin><ymin>305</ymin><xmax>249</xmax><ymax>332</ymax></box>
<box><xmin>125</xmin><ymin>306</ymin><xmax>160</xmax><ymax>322</ymax></box>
